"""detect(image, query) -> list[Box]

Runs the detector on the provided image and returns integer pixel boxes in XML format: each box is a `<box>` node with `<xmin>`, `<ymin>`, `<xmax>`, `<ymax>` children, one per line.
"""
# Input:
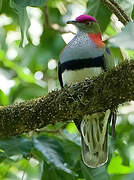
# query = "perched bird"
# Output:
<box><xmin>58</xmin><ymin>14</ymin><xmax>115</xmax><ymax>168</ymax></box>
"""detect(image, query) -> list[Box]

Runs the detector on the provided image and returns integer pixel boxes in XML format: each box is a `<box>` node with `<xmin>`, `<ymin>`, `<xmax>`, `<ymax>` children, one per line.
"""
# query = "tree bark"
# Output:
<box><xmin>0</xmin><ymin>61</ymin><xmax>134</xmax><ymax>138</ymax></box>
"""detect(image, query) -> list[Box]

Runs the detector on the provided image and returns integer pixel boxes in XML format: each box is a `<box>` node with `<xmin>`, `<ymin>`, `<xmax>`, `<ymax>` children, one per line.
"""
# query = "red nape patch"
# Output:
<box><xmin>76</xmin><ymin>15</ymin><xmax>97</xmax><ymax>23</ymax></box>
<box><xmin>88</xmin><ymin>33</ymin><xmax>105</xmax><ymax>47</ymax></box>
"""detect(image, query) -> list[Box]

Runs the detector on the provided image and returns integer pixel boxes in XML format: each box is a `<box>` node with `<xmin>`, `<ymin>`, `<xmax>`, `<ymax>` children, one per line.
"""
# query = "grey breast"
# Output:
<box><xmin>60</xmin><ymin>32</ymin><xmax>105</xmax><ymax>64</ymax></box>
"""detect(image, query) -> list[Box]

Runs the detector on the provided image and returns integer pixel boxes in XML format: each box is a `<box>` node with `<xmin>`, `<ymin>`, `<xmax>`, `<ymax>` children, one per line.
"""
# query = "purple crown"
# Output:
<box><xmin>76</xmin><ymin>14</ymin><xmax>97</xmax><ymax>23</ymax></box>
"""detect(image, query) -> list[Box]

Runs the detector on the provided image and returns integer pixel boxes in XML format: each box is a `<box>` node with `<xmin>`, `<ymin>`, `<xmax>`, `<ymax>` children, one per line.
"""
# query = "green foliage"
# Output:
<box><xmin>87</xmin><ymin>0</ymin><xmax>112</xmax><ymax>32</ymax></box>
<box><xmin>0</xmin><ymin>137</ymin><xmax>32</xmax><ymax>161</ymax></box>
<box><xmin>33</xmin><ymin>135</ymin><xmax>74</xmax><ymax>174</ymax></box>
<box><xmin>9</xmin><ymin>82</ymin><xmax>46</xmax><ymax>103</ymax></box>
<box><xmin>0</xmin><ymin>90</ymin><xmax>8</xmax><ymax>105</ymax></box>
<box><xmin>12</xmin><ymin>0</ymin><xmax>47</xmax><ymax>7</ymax></box>
<box><xmin>0</xmin><ymin>0</ymin><xmax>2</xmax><ymax>11</ymax></box>
<box><xmin>0</xmin><ymin>0</ymin><xmax>134</xmax><ymax>179</ymax></box>
<box><xmin>10</xmin><ymin>0</ymin><xmax>47</xmax><ymax>46</ymax></box>
<box><xmin>109</xmin><ymin>22</ymin><xmax>134</xmax><ymax>50</ymax></box>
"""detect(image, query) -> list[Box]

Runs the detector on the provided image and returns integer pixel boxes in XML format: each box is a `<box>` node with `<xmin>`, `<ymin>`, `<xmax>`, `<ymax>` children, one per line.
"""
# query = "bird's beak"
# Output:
<box><xmin>66</xmin><ymin>20</ymin><xmax>77</xmax><ymax>24</ymax></box>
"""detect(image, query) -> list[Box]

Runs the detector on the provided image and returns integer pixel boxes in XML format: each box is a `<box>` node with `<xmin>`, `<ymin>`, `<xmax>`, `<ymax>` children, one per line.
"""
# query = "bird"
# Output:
<box><xmin>58</xmin><ymin>14</ymin><xmax>115</xmax><ymax>168</ymax></box>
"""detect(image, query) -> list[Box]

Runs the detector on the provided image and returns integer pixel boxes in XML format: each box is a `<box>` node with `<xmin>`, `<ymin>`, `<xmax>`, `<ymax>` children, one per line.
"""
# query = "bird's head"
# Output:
<box><xmin>67</xmin><ymin>14</ymin><xmax>101</xmax><ymax>34</ymax></box>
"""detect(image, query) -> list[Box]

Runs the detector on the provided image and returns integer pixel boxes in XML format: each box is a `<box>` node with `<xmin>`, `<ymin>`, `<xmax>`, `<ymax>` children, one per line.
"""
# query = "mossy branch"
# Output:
<box><xmin>0</xmin><ymin>61</ymin><xmax>134</xmax><ymax>138</ymax></box>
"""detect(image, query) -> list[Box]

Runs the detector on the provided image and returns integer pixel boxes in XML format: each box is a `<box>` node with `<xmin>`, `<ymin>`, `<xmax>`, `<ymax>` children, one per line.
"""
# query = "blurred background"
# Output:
<box><xmin>0</xmin><ymin>0</ymin><xmax>134</xmax><ymax>179</ymax></box>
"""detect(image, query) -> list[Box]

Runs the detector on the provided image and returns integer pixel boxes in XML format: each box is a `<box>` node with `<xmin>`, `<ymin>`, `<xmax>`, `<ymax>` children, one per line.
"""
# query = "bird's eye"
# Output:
<box><xmin>86</xmin><ymin>22</ymin><xmax>92</xmax><ymax>26</ymax></box>
<box><xmin>86</xmin><ymin>22</ymin><xmax>90</xmax><ymax>25</ymax></box>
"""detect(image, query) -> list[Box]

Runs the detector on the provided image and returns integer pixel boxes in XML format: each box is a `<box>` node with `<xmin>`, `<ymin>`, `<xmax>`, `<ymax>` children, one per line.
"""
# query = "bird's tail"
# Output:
<box><xmin>80</xmin><ymin>110</ymin><xmax>110</xmax><ymax>168</ymax></box>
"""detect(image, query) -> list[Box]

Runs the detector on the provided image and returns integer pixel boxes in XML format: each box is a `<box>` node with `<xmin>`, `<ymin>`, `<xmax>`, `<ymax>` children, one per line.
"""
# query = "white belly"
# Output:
<box><xmin>62</xmin><ymin>67</ymin><xmax>103</xmax><ymax>86</ymax></box>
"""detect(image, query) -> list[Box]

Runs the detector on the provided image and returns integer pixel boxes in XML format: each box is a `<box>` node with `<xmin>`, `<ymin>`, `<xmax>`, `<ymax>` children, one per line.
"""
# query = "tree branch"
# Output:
<box><xmin>109</xmin><ymin>0</ymin><xmax>131</xmax><ymax>22</ymax></box>
<box><xmin>100</xmin><ymin>0</ymin><xmax>131</xmax><ymax>25</ymax></box>
<box><xmin>0</xmin><ymin>61</ymin><xmax>134</xmax><ymax>138</ymax></box>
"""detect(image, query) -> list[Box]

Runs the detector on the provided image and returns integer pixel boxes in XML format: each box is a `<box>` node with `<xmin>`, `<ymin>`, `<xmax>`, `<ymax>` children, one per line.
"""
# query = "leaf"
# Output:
<box><xmin>0</xmin><ymin>161</ymin><xmax>22</xmax><ymax>180</ymax></box>
<box><xmin>0</xmin><ymin>90</ymin><xmax>8</xmax><ymax>105</ymax></box>
<box><xmin>105</xmin><ymin>24</ymin><xmax>116</xmax><ymax>36</ymax></box>
<box><xmin>132</xmin><ymin>6</ymin><xmax>134</xmax><ymax>19</ymax></box>
<box><xmin>124</xmin><ymin>173</ymin><xmax>134</xmax><ymax>180</ymax></box>
<box><xmin>108</xmin><ymin>154</ymin><xmax>134</xmax><ymax>174</ymax></box>
<box><xmin>127</xmin><ymin>49</ymin><xmax>134</xmax><ymax>59</ymax></box>
<box><xmin>109</xmin><ymin>22</ymin><xmax>134</xmax><ymax>50</ymax></box>
<box><xmin>9</xmin><ymin>82</ymin><xmax>46</xmax><ymax>102</ymax></box>
<box><xmin>0</xmin><ymin>0</ymin><xmax>3</xmax><ymax>11</ymax></box>
<box><xmin>61</xmin><ymin>137</ymin><xmax>81</xmax><ymax>167</ymax></box>
<box><xmin>66</xmin><ymin>122</ymin><xmax>78</xmax><ymax>133</ymax></box>
<box><xmin>0</xmin><ymin>50</ymin><xmax>35</xmax><ymax>83</ymax></box>
<box><xmin>62</xmin><ymin>130</ymin><xmax>81</xmax><ymax>146</ymax></box>
<box><xmin>16</xmin><ymin>158</ymin><xmax>41</xmax><ymax>180</ymax></box>
<box><xmin>41</xmin><ymin>161</ymin><xmax>76</xmax><ymax>180</ymax></box>
<box><xmin>81</xmin><ymin>161</ymin><xmax>109</xmax><ymax>180</ymax></box>
<box><xmin>0</xmin><ymin>137</ymin><xmax>33</xmax><ymax>162</ymax></box>
<box><xmin>109</xmin><ymin>47</ymin><xmax>125</xmax><ymax>63</ymax></box>
<box><xmin>0</xmin><ymin>27</ymin><xmax>7</xmax><ymax>50</ymax></box>
<box><xmin>10</xmin><ymin>0</ymin><xmax>47</xmax><ymax>46</ymax></box>
<box><xmin>110</xmin><ymin>174</ymin><xmax>125</xmax><ymax>180</ymax></box>
<box><xmin>33</xmin><ymin>135</ymin><xmax>73</xmax><ymax>174</ymax></box>
<box><xmin>13</xmin><ymin>0</ymin><xmax>47</xmax><ymax>7</ymax></box>
<box><xmin>10</xmin><ymin>1</ymin><xmax>30</xmax><ymax>47</ymax></box>
<box><xmin>87</xmin><ymin>0</ymin><xmax>112</xmax><ymax>32</ymax></box>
